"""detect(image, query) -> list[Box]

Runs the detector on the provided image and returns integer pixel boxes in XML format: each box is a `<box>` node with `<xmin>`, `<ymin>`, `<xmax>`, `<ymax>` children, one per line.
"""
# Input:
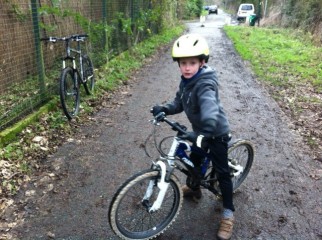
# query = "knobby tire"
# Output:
<box><xmin>59</xmin><ymin>67</ymin><xmax>80</xmax><ymax>120</ymax></box>
<box><xmin>81</xmin><ymin>55</ymin><xmax>95</xmax><ymax>95</ymax></box>
<box><xmin>205</xmin><ymin>139</ymin><xmax>254</xmax><ymax>194</ymax></box>
<box><xmin>109</xmin><ymin>169</ymin><xmax>183</xmax><ymax>240</ymax></box>
<box><xmin>228</xmin><ymin>139</ymin><xmax>254</xmax><ymax>191</ymax></box>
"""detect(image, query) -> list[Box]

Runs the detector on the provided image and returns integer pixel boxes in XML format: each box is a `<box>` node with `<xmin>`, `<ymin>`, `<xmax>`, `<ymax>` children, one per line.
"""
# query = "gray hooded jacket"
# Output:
<box><xmin>165</xmin><ymin>65</ymin><xmax>230</xmax><ymax>138</ymax></box>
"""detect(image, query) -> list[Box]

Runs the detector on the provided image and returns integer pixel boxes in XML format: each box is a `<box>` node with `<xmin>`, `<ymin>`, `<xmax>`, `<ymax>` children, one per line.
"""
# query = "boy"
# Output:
<box><xmin>151</xmin><ymin>34</ymin><xmax>234</xmax><ymax>240</ymax></box>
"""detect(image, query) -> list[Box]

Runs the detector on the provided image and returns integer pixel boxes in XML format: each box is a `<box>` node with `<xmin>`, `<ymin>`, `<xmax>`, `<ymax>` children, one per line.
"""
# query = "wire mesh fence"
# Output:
<box><xmin>0</xmin><ymin>0</ymin><xmax>176</xmax><ymax>131</ymax></box>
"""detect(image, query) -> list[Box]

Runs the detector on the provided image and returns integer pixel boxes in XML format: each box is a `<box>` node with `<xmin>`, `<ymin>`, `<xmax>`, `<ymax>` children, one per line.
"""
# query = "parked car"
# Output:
<box><xmin>237</xmin><ymin>3</ymin><xmax>254</xmax><ymax>21</ymax></box>
<box><xmin>208</xmin><ymin>5</ymin><xmax>218</xmax><ymax>14</ymax></box>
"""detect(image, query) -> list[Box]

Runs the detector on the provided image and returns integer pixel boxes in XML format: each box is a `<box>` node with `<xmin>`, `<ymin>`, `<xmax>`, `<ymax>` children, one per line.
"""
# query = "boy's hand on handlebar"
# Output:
<box><xmin>151</xmin><ymin>105</ymin><xmax>168</xmax><ymax>116</ymax></box>
<box><xmin>154</xmin><ymin>112</ymin><xmax>166</xmax><ymax>122</ymax></box>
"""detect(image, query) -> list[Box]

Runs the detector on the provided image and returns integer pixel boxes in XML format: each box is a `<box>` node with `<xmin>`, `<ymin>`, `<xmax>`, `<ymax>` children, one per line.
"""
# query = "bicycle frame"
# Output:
<box><xmin>143</xmin><ymin>136</ymin><xmax>209</xmax><ymax>212</ymax></box>
<box><xmin>108</xmin><ymin>113</ymin><xmax>254</xmax><ymax>239</ymax></box>
<box><xmin>41</xmin><ymin>34</ymin><xmax>94</xmax><ymax>120</ymax></box>
<box><xmin>41</xmin><ymin>35</ymin><xmax>88</xmax><ymax>83</ymax></box>
<box><xmin>62</xmin><ymin>38</ymin><xmax>85</xmax><ymax>84</ymax></box>
<box><xmin>143</xmin><ymin>121</ymin><xmax>246</xmax><ymax>213</ymax></box>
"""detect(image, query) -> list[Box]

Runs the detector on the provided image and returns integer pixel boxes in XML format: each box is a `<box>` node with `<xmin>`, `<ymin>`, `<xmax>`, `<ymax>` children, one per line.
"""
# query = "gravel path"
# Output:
<box><xmin>3</xmin><ymin>12</ymin><xmax>321</xmax><ymax>240</ymax></box>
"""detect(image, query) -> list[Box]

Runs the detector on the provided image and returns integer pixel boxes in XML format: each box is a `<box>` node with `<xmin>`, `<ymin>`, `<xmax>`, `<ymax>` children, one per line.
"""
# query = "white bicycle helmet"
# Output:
<box><xmin>172</xmin><ymin>34</ymin><xmax>209</xmax><ymax>62</ymax></box>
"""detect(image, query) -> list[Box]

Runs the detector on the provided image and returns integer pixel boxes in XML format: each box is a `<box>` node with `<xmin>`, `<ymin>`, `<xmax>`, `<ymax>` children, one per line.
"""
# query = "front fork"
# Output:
<box><xmin>142</xmin><ymin>161</ymin><xmax>170</xmax><ymax>213</ymax></box>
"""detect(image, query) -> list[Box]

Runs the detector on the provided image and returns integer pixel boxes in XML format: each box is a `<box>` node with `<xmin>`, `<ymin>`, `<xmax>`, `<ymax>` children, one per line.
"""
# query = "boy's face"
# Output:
<box><xmin>178</xmin><ymin>57</ymin><xmax>205</xmax><ymax>79</ymax></box>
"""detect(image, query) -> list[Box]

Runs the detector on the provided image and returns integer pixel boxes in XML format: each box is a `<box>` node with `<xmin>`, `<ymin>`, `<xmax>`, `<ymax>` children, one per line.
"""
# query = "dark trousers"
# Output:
<box><xmin>190</xmin><ymin>134</ymin><xmax>235</xmax><ymax>212</ymax></box>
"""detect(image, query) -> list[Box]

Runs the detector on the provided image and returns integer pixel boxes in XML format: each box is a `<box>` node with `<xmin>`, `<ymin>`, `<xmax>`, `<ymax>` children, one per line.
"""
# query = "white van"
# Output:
<box><xmin>237</xmin><ymin>3</ymin><xmax>255</xmax><ymax>21</ymax></box>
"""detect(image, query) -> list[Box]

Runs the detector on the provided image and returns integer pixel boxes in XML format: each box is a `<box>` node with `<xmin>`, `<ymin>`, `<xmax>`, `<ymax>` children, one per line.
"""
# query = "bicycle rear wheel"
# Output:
<box><xmin>207</xmin><ymin>139</ymin><xmax>254</xmax><ymax>194</ymax></box>
<box><xmin>109</xmin><ymin>169</ymin><xmax>183</xmax><ymax>240</ymax></box>
<box><xmin>59</xmin><ymin>67</ymin><xmax>80</xmax><ymax>120</ymax></box>
<box><xmin>81</xmin><ymin>54</ymin><xmax>95</xmax><ymax>95</ymax></box>
<box><xmin>228</xmin><ymin>139</ymin><xmax>254</xmax><ymax>190</ymax></box>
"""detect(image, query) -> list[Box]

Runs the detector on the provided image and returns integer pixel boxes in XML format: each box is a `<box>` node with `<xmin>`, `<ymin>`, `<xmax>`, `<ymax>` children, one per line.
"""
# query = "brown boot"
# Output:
<box><xmin>182</xmin><ymin>185</ymin><xmax>202</xmax><ymax>201</ymax></box>
<box><xmin>217</xmin><ymin>217</ymin><xmax>234</xmax><ymax>240</ymax></box>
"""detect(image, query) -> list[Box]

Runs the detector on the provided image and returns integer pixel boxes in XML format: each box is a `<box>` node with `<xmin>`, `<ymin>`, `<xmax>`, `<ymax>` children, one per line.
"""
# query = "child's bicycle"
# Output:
<box><xmin>108</xmin><ymin>112</ymin><xmax>255</xmax><ymax>240</ymax></box>
<box><xmin>41</xmin><ymin>34</ymin><xmax>95</xmax><ymax>120</ymax></box>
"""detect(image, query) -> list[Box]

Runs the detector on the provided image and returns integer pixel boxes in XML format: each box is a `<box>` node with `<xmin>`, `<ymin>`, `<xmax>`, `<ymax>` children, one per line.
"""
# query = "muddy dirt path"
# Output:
<box><xmin>2</xmin><ymin>13</ymin><xmax>321</xmax><ymax>240</ymax></box>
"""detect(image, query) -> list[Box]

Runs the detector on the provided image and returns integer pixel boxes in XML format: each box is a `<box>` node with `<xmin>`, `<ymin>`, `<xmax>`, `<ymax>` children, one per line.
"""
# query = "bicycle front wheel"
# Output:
<box><xmin>109</xmin><ymin>169</ymin><xmax>183</xmax><ymax>240</ymax></box>
<box><xmin>60</xmin><ymin>67</ymin><xmax>80</xmax><ymax>120</ymax></box>
<box><xmin>81</xmin><ymin>54</ymin><xmax>95</xmax><ymax>95</ymax></box>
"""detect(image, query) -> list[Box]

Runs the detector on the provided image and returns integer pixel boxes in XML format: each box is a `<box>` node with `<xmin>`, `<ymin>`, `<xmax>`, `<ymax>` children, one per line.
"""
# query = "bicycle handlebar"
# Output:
<box><xmin>40</xmin><ymin>34</ymin><xmax>89</xmax><ymax>42</ymax></box>
<box><xmin>152</xmin><ymin>112</ymin><xmax>187</xmax><ymax>135</ymax></box>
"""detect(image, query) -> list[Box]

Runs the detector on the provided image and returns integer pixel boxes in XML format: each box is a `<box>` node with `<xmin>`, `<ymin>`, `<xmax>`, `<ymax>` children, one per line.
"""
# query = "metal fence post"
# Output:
<box><xmin>102</xmin><ymin>0</ymin><xmax>108</xmax><ymax>51</ymax></box>
<box><xmin>257</xmin><ymin>0</ymin><xmax>261</xmax><ymax>26</ymax></box>
<box><xmin>31</xmin><ymin>0</ymin><xmax>46</xmax><ymax>97</ymax></box>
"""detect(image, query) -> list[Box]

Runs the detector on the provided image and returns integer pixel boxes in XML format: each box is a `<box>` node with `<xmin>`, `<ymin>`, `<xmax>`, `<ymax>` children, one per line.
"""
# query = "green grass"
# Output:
<box><xmin>0</xmin><ymin>25</ymin><xmax>185</xmax><ymax>147</ymax></box>
<box><xmin>0</xmin><ymin>24</ymin><xmax>185</xmax><ymax>196</ymax></box>
<box><xmin>96</xmin><ymin>25</ymin><xmax>185</xmax><ymax>93</ymax></box>
<box><xmin>224</xmin><ymin>25</ymin><xmax>322</xmax><ymax>150</ymax></box>
<box><xmin>224</xmin><ymin>26</ymin><xmax>322</xmax><ymax>92</ymax></box>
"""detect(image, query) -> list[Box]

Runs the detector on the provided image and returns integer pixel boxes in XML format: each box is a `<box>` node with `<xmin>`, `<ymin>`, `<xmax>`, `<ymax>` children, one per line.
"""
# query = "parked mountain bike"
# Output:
<box><xmin>108</xmin><ymin>112</ymin><xmax>255</xmax><ymax>240</ymax></box>
<box><xmin>41</xmin><ymin>34</ymin><xmax>95</xmax><ymax>120</ymax></box>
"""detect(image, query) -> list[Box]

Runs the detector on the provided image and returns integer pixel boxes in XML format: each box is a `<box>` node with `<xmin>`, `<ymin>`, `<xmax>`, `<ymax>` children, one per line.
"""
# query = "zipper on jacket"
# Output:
<box><xmin>187</xmin><ymin>92</ymin><xmax>191</xmax><ymax>104</ymax></box>
<box><xmin>180</xmin><ymin>87</ymin><xmax>185</xmax><ymax>100</ymax></box>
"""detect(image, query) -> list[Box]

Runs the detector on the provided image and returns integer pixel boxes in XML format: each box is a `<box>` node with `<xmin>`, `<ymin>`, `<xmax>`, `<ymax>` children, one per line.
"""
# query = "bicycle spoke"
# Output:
<box><xmin>109</xmin><ymin>170</ymin><xmax>182</xmax><ymax>239</ymax></box>
<box><xmin>60</xmin><ymin>67</ymin><xmax>80</xmax><ymax>119</ymax></box>
<box><xmin>82</xmin><ymin>55</ymin><xmax>95</xmax><ymax>95</ymax></box>
<box><xmin>228</xmin><ymin>140</ymin><xmax>254</xmax><ymax>191</ymax></box>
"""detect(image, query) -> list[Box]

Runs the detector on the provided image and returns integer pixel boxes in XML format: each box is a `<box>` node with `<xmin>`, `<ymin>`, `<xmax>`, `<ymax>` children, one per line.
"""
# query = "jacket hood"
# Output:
<box><xmin>181</xmin><ymin>65</ymin><xmax>218</xmax><ymax>89</ymax></box>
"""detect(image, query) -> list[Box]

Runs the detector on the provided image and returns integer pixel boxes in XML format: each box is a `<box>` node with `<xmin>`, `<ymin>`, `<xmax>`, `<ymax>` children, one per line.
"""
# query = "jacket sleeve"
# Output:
<box><xmin>196</xmin><ymin>82</ymin><xmax>220</xmax><ymax>136</ymax></box>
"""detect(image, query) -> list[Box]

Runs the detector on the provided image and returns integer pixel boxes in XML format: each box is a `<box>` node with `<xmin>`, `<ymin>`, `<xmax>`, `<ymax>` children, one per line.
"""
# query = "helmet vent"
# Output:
<box><xmin>177</xmin><ymin>42</ymin><xmax>180</xmax><ymax>47</ymax></box>
<box><xmin>193</xmin><ymin>40</ymin><xmax>199</xmax><ymax>46</ymax></box>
